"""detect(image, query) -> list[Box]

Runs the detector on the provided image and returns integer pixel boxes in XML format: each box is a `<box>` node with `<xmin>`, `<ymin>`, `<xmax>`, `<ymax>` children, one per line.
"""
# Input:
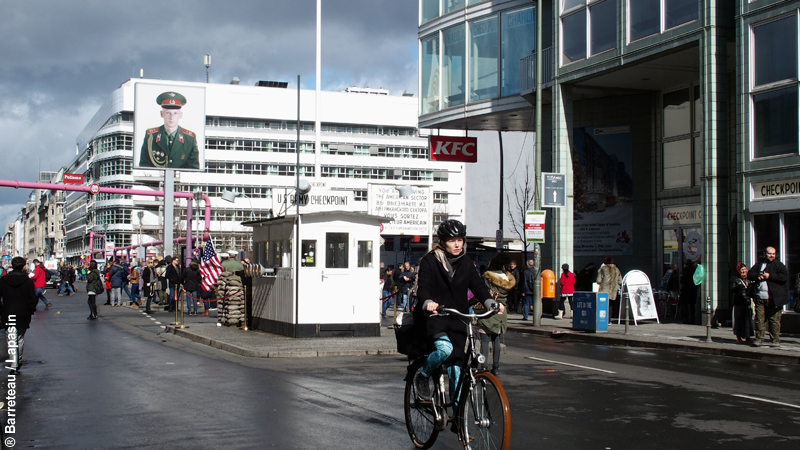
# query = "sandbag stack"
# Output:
<box><xmin>215</xmin><ymin>272</ymin><xmax>245</xmax><ymax>326</ymax></box>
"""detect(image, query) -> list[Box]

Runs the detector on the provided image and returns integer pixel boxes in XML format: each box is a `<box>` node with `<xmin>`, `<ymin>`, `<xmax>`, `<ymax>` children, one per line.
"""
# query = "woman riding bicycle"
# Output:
<box><xmin>414</xmin><ymin>220</ymin><xmax>505</xmax><ymax>400</ymax></box>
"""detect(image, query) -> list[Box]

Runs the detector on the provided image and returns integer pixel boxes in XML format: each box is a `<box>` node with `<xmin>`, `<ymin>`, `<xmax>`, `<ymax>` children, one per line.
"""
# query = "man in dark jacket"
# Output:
<box><xmin>108</xmin><ymin>258</ymin><xmax>128</xmax><ymax>306</ymax></box>
<box><xmin>1</xmin><ymin>257</ymin><xmax>38</xmax><ymax>373</ymax></box>
<box><xmin>397</xmin><ymin>262</ymin><xmax>416</xmax><ymax>311</ymax></box>
<box><xmin>748</xmin><ymin>246</ymin><xmax>789</xmax><ymax>347</ymax></box>
<box><xmin>507</xmin><ymin>259</ymin><xmax>521</xmax><ymax>315</ymax></box>
<box><xmin>165</xmin><ymin>256</ymin><xmax>182</xmax><ymax>313</ymax></box>
<box><xmin>521</xmin><ymin>260</ymin><xmax>536</xmax><ymax>319</ymax></box>
<box><xmin>181</xmin><ymin>259</ymin><xmax>201</xmax><ymax>315</ymax></box>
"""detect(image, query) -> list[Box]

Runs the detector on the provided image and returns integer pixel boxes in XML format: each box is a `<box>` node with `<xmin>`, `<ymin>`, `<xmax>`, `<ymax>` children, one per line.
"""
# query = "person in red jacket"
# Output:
<box><xmin>556</xmin><ymin>263</ymin><xmax>575</xmax><ymax>319</ymax></box>
<box><xmin>30</xmin><ymin>259</ymin><xmax>52</xmax><ymax>310</ymax></box>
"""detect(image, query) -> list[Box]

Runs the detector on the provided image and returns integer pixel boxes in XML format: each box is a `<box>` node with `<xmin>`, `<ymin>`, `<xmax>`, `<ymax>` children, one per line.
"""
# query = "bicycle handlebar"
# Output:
<box><xmin>432</xmin><ymin>304</ymin><xmax>499</xmax><ymax>320</ymax></box>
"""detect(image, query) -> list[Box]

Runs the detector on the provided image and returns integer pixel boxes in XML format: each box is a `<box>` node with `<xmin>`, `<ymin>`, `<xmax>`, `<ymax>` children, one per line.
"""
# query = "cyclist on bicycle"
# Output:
<box><xmin>414</xmin><ymin>219</ymin><xmax>505</xmax><ymax>400</ymax></box>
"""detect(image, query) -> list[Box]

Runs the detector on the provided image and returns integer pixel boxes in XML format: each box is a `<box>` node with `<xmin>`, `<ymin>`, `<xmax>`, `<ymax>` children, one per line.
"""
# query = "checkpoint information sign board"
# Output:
<box><xmin>524</xmin><ymin>210</ymin><xmax>546</xmax><ymax>243</ymax></box>
<box><xmin>542</xmin><ymin>172</ymin><xmax>566</xmax><ymax>208</ymax></box>
<box><xmin>368</xmin><ymin>184</ymin><xmax>432</xmax><ymax>235</ymax></box>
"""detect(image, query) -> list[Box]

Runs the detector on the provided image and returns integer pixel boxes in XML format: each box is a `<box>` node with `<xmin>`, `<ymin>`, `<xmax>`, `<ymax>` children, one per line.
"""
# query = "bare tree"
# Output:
<box><xmin>506</xmin><ymin>157</ymin><xmax>535</xmax><ymax>262</ymax></box>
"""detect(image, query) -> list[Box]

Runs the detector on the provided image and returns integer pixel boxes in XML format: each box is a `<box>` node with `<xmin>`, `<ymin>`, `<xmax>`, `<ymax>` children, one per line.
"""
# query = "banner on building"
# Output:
<box><xmin>572</xmin><ymin>126</ymin><xmax>633</xmax><ymax>256</ymax></box>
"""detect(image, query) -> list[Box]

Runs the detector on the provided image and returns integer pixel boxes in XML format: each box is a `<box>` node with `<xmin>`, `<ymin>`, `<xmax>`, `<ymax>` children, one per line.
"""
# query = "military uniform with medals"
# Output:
<box><xmin>138</xmin><ymin>91</ymin><xmax>200</xmax><ymax>170</ymax></box>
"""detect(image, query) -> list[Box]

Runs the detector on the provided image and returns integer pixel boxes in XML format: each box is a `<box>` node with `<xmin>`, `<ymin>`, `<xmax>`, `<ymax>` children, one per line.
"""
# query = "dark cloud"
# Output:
<box><xmin>0</xmin><ymin>0</ymin><xmax>419</xmax><ymax>228</ymax></box>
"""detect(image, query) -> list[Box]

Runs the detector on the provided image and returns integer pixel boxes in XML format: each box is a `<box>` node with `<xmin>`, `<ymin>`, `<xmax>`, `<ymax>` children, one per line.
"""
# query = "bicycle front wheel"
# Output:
<box><xmin>404</xmin><ymin>359</ymin><xmax>439</xmax><ymax>449</ymax></box>
<box><xmin>460</xmin><ymin>372</ymin><xmax>511</xmax><ymax>450</ymax></box>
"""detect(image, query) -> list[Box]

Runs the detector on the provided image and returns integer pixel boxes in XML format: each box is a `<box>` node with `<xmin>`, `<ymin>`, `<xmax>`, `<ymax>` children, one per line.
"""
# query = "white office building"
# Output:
<box><xmin>63</xmin><ymin>78</ymin><xmax>465</xmax><ymax>262</ymax></box>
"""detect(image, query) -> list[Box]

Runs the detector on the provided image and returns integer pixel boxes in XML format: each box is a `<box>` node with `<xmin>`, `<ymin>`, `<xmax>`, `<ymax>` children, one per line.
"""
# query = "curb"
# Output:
<box><xmin>508</xmin><ymin>325</ymin><xmax>800</xmax><ymax>365</ymax></box>
<box><xmin>165</xmin><ymin>325</ymin><xmax>399</xmax><ymax>359</ymax></box>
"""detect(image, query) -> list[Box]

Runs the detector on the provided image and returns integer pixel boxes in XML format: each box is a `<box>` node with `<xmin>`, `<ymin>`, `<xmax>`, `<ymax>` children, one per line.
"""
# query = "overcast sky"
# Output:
<box><xmin>0</xmin><ymin>0</ymin><xmax>419</xmax><ymax>229</ymax></box>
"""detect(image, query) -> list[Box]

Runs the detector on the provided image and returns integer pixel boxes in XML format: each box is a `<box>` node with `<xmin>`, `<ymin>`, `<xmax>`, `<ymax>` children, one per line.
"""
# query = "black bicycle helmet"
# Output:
<box><xmin>436</xmin><ymin>219</ymin><xmax>467</xmax><ymax>239</ymax></box>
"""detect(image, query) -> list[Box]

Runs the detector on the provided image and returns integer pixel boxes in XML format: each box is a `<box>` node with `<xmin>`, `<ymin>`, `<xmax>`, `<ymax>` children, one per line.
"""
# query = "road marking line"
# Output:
<box><xmin>154</xmin><ymin>321</ymin><xmax>162</xmax><ymax>325</ymax></box>
<box><xmin>733</xmin><ymin>394</ymin><xmax>800</xmax><ymax>409</ymax></box>
<box><xmin>526</xmin><ymin>356</ymin><xmax>616</xmax><ymax>374</ymax></box>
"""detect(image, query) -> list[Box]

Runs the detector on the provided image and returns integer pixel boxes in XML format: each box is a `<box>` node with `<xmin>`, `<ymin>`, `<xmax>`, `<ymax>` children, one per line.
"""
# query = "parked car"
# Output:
<box><xmin>45</xmin><ymin>269</ymin><xmax>61</xmax><ymax>290</ymax></box>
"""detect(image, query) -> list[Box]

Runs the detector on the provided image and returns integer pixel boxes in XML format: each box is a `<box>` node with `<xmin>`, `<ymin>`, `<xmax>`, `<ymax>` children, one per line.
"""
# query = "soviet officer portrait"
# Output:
<box><xmin>139</xmin><ymin>91</ymin><xmax>200</xmax><ymax>170</ymax></box>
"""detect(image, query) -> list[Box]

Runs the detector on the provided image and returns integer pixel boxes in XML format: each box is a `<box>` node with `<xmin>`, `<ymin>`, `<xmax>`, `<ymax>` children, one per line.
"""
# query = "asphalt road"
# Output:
<box><xmin>5</xmin><ymin>292</ymin><xmax>800</xmax><ymax>449</ymax></box>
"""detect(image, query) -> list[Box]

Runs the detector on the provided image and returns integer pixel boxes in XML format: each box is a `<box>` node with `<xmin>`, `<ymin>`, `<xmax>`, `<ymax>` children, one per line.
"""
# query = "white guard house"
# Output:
<box><xmin>245</xmin><ymin>211</ymin><xmax>389</xmax><ymax>338</ymax></box>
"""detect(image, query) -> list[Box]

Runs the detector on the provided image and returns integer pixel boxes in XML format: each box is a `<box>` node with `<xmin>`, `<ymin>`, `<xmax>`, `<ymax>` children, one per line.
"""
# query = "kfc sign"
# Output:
<box><xmin>429</xmin><ymin>136</ymin><xmax>478</xmax><ymax>163</ymax></box>
<box><xmin>63</xmin><ymin>173</ymin><xmax>84</xmax><ymax>185</ymax></box>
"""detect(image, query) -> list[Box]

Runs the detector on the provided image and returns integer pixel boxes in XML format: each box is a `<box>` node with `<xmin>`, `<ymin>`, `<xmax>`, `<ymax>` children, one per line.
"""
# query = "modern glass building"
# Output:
<box><xmin>419</xmin><ymin>0</ymin><xmax>800</xmax><ymax>322</ymax></box>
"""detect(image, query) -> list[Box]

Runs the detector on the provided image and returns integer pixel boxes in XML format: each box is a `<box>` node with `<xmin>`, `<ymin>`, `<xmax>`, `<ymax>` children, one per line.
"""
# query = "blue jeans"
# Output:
<box><xmin>381</xmin><ymin>290</ymin><xmax>394</xmax><ymax>317</ymax></box>
<box><xmin>398</xmin><ymin>292</ymin><xmax>408</xmax><ymax>311</ymax></box>
<box><xmin>420</xmin><ymin>336</ymin><xmax>462</xmax><ymax>406</ymax></box>
<box><xmin>58</xmin><ymin>281</ymin><xmax>74</xmax><ymax>295</ymax></box>
<box><xmin>35</xmin><ymin>287</ymin><xmax>50</xmax><ymax>307</ymax></box>
<box><xmin>186</xmin><ymin>291</ymin><xmax>198</xmax><ymax>313</ymax></box>
<box><xmin>122</xmin><ymin>283</ymin><xmax>132</xmax><ymax>301</ymax></box>
<box><xmin>522</xmin><ymin>294</ymin><xmax>532</xmax><ymax>320</ymax></box>
<box><xmin>131</xmin><ymin>284</ymin><xmax>140</xmax><ymax>303</ymax></box>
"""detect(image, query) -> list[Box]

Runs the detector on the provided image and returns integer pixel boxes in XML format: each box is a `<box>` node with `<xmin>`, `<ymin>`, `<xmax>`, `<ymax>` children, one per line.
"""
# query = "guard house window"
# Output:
<box><xmin>560</xmin><ymin>1</ymin><xmax>616</xmax><ymax>65</ymax></box>
<box><xmin>326</xmin><ymin>233</ymin><xmax>349</xmax><ymax>269</ymax></box>
<box><xmin>301</xmin><ymin>240</ymin><xmax>316</xmax><ymax>267</ymax></box>
<box><xmin>357</xmin><ymin>241</ymin><xmax>373</xmax><ymax>268</ymax></box>
<box><xmin>752</xmin><ymin>15</ymin><xmax>799</xmax><ymax>159</ymax></box>
<box><xmin>662</xmin><ymin>86</ymin><xmax>701</xmax><ymax>189</ymax></box>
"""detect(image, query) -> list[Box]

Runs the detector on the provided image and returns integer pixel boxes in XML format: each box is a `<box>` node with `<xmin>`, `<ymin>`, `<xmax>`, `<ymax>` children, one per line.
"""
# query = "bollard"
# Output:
<box><xmin>623</xmin><ymin>292</ymin><xmax>629</xmax><ymax>335</ymax></box>
<box><xmin>705</xmin><ymin>296</ymin><xmax>712</xmax><ymax>343</ymax></box>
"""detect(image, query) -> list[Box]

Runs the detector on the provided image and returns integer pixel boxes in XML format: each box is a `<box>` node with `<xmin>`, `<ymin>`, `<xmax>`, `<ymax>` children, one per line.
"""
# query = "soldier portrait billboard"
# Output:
<box><xmin>134</xmin><ymin>83</ymin><xmax>206</xmax><ymax>171</ymax></box>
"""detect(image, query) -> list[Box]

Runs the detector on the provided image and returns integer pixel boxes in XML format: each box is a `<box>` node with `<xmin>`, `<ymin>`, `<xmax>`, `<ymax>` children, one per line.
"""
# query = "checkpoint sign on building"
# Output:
<box><xmin>368</xmin><ymin>184</ymin><xmax>432</xmax><ymax>235</ymax></box>
<box><xmin>542</xmin><ymin>172</ymin><xmax>566</xmax><ymax>208</ymax></box>
<box><xmin>525</xmin><ymin>210</ymin><xmax>546</xmax><ymax>243</ymax></box>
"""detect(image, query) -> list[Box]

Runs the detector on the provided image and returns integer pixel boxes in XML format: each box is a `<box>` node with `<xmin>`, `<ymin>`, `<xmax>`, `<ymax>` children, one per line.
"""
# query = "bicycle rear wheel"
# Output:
<box><xmin>460</xmin><ymin>372</ymin><xmax>511</xmax><ymax>450</ymax></box>
<box><xmin>404</xmin><ymin>359</ymin><xmax>440</xmax><ymax>449</ymax></box>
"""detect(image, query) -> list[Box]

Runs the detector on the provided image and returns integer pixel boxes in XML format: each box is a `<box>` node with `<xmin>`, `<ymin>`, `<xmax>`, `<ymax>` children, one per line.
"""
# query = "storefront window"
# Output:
<box><xmin>421</xmin><ymin>34</ymin><xmax>440</xmax><ymax>115</ymax></box>
<box><xmin>663</xmin><ymin>89</ymin><xmax>691</xmax><ymax>138</ymax></box>
<box><xmin>629</xmin><ymin>0</ymin><xmax>660</xmax><ymax>41</ymax></box>
<box><xmin>421</xmin><ymin>0</ymin><xmax>440</xmax><ymax>24</ymax></box>
<box><xmin>665</xmin><ymin>0</ymin><xmax>698</xmax><ymax>30</ymax></box>
<box><xmin>753</xmin><ymin>86</ymin><xmax>799</xmax><ymax>158</ymax></box>
<box><xmin>469</xmin><ymin>15</ymin><xmax>498</xmax><ymax>103</ymax></box>
<box><xmin>562</xmin><ymin>9</ymin><xmax>587</xmax><ymax>63</ymax></box>
<box><xmin>326</xmin><ymin>233</ymin><xmax>349</xmax><ymax>268</ymax></box>
<box><xmin>357</xmin><ymin>241</ymin><xmax>373</xmax><ymax>268</ymax></box>
<box><xmin>663</xmin><ymin>87</ymin><xmax>701</xmax><ymax>189</ymax></box>
<box><xmin>590</xmin><ymin>0</ymin><xmax>615</xmax><ymax>55</ymax></box>
<box><xmin>752</xmin><ymin>214</ymin><xmax>780</xmax><ymax>261</ymax></box>
<box><xmin>784</xmin><ymin>213</ymin><xmax>800</xmax><ymax>299</ymax></box>
<box><xmin>443</xmin><ymin>24</ymin><xmax>466</xmax><ymax>108</ymax></box>
<box><xmin>501</xmin><ymin>6</ymin><xmax>534</xmax><ymax>97</ymax></box>
<box><xmin>301</xmin><ymin>240</ymin><xmax>316</xmax><ymax>267</ymax></box>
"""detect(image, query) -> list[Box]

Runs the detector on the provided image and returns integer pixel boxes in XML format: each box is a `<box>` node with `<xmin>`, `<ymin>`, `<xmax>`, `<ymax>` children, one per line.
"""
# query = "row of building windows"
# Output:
<box><xmin>99</xmin><ymin>160</ymin><xmax>132</xmax><ymax>177</ymax></box>
<box><xmin>93</xmin><ymin>209</ymin><xmax>132</xmax><ymax>227</ymax></box>
<box><xmin>561</xmin><ymin>1</ymin><xmax>698</xmax><ymax>66</ymax></box>
<box><xmin>206</xmin><ymin>138</ymin><xmax>314</xmax><ymax>154</ymax></box>
<box><xmin>178</xmin><ymin>184</ymin><xmax>273</xmax><ymax>199</ymax></box>
<box><xmin>319</xmin><ymin>166</ymin><xmax>444</xmax><ymax>181</ymax></box>
<box><xmin>206</xmin><ymin>116</ymin><xmax>418</xmax><ymax>137</ymax></box>
<box><xmin>94</xmin><ymin>133</ymin><xmax>133</xmax><ymax>154</ymax></box>
<box><xmin>421</xmin><ymin>5</ymin><xmax>534</xmax><ymax>114</ymax></box>
<box><xmin>321</xmin><ymin>143</ymin><xmax>428</xmax><ymax>159</ymax></box>
<box><xmin>204</xmin><ymin>162</ymin><xmax>315</xmax><ymax>177</ymax></box>
<box><xmin>421</xmin><ymin>0</ymin><xmax>487</xmax><ymax>24</ymax></box>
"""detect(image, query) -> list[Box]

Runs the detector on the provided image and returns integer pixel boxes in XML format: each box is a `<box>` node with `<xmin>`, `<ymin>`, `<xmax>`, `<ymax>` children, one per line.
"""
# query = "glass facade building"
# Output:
<box><xmin>419</xmin><ymin>0</ymin><xmax>800</xmax><ymax>322</ymax></box>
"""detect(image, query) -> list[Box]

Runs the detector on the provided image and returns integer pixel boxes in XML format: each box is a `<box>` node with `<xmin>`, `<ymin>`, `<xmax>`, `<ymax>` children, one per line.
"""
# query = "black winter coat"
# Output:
<box><xmin>0</xmin><ymin>271</ymin><xmax>38</xmax><ymax>332</ymax></box>
<box><xmin>748</xmin><ymin>258</ymin><xmax>789</xmax><ymax>307</ymax></box>
<box><xmin>416</xmin><ymin>251</ymin><xmax>493</xmax><ymax>363</ymax></box>
<box><xmin>181</xmin><ymin>264</ymin><xmax>201</xmax><ymax>292</ymax></box>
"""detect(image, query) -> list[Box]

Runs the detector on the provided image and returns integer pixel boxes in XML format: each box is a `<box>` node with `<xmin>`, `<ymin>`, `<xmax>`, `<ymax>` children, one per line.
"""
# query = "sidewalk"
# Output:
<box><xmin>158</xmin><ymin>306</ymin><xmax>800</xmax><ymax>364</ymax></box>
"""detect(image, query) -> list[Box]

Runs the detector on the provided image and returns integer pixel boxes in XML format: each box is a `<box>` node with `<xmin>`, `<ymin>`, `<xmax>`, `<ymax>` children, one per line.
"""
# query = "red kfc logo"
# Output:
<box><xmin>429</xmin><ymin>136</ymin><xmax>478</xmax><ymax>163</ymax></box>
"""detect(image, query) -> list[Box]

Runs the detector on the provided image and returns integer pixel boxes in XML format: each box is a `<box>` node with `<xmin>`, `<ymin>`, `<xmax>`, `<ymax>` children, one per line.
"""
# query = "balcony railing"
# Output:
<box><xmin>520</xmin><ymin>47</ymin><xmax>554</xmax><ymax>93</ymax></box>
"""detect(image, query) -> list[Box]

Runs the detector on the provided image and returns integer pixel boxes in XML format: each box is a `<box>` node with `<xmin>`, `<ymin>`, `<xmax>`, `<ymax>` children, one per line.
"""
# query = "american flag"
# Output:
<box><xmin>200</xmin><ymin>237</ymin><xmax>223</xmax><ymax>292</ymax></box>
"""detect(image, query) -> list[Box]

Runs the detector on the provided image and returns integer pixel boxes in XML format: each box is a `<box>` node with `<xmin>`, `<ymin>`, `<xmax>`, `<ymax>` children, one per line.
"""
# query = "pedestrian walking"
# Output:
<box><xmin>108</xmin><ymin>257</ymin><xmax>128</xmax><ymax>306</ymax></box>
<box><xmin>85</xmin><ymin>260</ymin><xmax>103</xmax><ymax>320</ymax></box>
<box><xmin>0</xmin><ymin>256</ymin><xmax>38</xmax><ymax>373</ymax></box>
<box><xmin>30</xmin><ymin>259</ymin><xmax>52</xmax><ymax>310</ymax></box>
<box><xmin>128</xmin><ymin>261</ymin><xmax>141</xmax><ymax>306</ymax></box>
<box><xmin>381</xmin><ymin>266</ymin><xmax>396</xmax><ymax>318</ymax></box>
<box><xmin>679</xmin><ymin>260</ymin><xmax>698</xmax><ymax>324</ymax></box>
<box><xmin>521</xmin><ymin>260</ymin><xmax>535</xmax><ymax>319</ymax></box>
<box><xmin>557</xmin><ymin>263</ymin><xmax>575</xmax><ymax>320</ymax></box>
<box><xmin>596</xmin><ymin>257</ymin><xmax>622</xmax><ymax>323</ymax></box>
<box><xmin>166</xmin><ymin>256</ymin><xmax>182</xmax><ymax>312</ymax></box>
<box><xmin>181</xmin><ymin>259</ymin><xmax>201</xmax><ymax>315</ymax></box>
<box><xmin>141</xmin><ymin>259</ymin><xmax>158</xmax><ymax>314</ymax></box>
<box><xmin>478</xmin><ymin>252</ymin><xmax>515</xmax><ymax>375</ymax></box>
<box><xmin>747</xmin><ymin>246</ymin><xmax>789</xmax><ymax>347</ymax></box>
<box><xmin>730</xmin><ymin>262</ymin><xmax>753</xmax><ymax>344</ymax></box>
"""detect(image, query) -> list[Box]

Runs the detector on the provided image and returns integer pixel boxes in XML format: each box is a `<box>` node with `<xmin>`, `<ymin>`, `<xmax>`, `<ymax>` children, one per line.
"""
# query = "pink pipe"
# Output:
<box><xmin>1</xmin><ymin>180</ymin><xmax>211</xmax><ymax>261</ymax></box>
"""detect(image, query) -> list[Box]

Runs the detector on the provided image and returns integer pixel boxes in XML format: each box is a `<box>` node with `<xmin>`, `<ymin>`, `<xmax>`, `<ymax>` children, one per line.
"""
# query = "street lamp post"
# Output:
<box><xmin>137</xmin><ymin>211</ymin><xmax>144</xmax><ymax>261</ymax></box>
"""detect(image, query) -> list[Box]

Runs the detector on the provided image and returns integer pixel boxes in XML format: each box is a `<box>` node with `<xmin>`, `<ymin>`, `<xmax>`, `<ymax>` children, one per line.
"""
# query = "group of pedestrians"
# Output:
<box><xmin>379</xmin><ymin>262</ymin><xmax>417</xmax><ymax>318</ymax></box>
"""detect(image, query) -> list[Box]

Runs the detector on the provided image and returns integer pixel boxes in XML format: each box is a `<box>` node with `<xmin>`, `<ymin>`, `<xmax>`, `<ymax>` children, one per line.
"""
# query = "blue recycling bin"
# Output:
<box><xmin>572</xmin><ymin>292</ymin><xmax>609</xmax><ymax>332</ymax></box>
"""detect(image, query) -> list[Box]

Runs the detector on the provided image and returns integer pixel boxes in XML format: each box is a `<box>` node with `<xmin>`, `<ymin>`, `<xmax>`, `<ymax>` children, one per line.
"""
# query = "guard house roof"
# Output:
<box><xmin>241</xmin><ymin>211</ymin><xmax>392</xmax><ymax>227</ymax></box>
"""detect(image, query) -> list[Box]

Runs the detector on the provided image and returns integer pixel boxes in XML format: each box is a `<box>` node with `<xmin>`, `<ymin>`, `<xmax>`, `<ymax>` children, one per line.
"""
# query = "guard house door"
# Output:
<box><xmin>300</xmin><ymin>230</ymin><xmax>356</xmax><ymax>324</ymax></box>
